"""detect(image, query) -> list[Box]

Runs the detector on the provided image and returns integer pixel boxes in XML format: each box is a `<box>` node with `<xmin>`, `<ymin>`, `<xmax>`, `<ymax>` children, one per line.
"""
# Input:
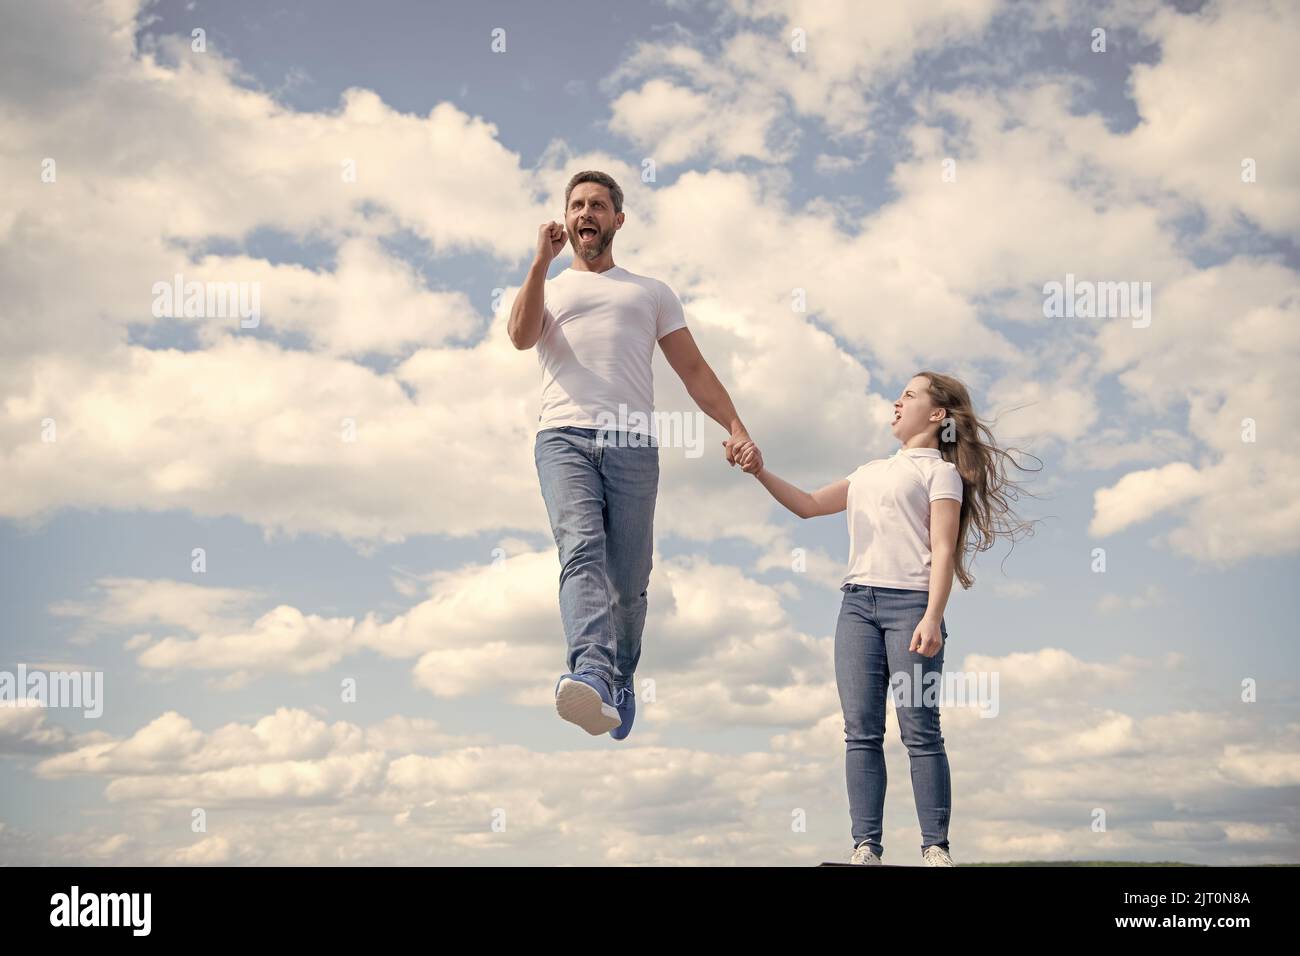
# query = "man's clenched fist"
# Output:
<box><xmin>537</xmin><ymin>221</ymin><xmax>567</xmax><ymax>265</ymax></box>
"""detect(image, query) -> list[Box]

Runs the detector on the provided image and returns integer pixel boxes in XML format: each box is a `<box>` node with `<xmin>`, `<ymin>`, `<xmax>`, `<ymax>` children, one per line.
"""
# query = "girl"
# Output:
<box><xmin>733</xmin><ymin>371</ymin><xmax>1039</xmax><ymax>866</ymax></box>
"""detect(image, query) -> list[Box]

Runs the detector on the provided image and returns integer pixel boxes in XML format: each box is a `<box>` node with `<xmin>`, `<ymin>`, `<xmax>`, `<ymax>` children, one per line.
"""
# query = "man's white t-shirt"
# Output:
<box><xmin>842</xmin><ymin>447</ymin><xmax>964</xmax><ymax>591</ymax></box>
<box><xmin>535</xmin><ymin>265</ymin><xmax>687</xmax><ymax>438</ymax></box>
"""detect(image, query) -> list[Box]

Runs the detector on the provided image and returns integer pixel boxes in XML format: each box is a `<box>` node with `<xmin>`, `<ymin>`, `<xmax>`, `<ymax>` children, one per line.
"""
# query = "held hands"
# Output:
<box><xmin>723</xmin><ymin>434</ymin><xmax>764</xmax><ymax>475</ymax></box>
<box><xmin>909</xmin><ymin>617</ymin><xmax>944</xmax><ymax>658</ymax></box>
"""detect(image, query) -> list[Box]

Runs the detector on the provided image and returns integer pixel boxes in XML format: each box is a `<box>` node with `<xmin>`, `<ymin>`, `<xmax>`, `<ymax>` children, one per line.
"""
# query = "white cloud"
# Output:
<box><xmin>609</xmin><ymin>77</ymin><xmax>783</xmax><ymax>166</ymax></box>
<box><xmin>607</xmin><ymin>0</ymin><xmax>1004</xmax><ymax>155</ymax></box>
<box><xmin>135</xmin><ymin>605</ymin><xmax>357</xmax><ymax>686</ymax></box>
<box><xmin>1090</xmin><ymin>463</ymin><xmax>1203</xmax><ymax>536</ymax></box>
<box><xmin>49</xmin><ymin>577</ymin><xmax>260</xmax><ymax>642</ymax></box>
<box><xmin>1218</xmin><ymin>745</ymin><xmax>1300</xmax><ymax>787</ymax></box>
<box><xmin>0</xmin><ymin>701</ymin><xmax>75</xmax><ymax>754</ymax></box>
<box><xmin>171</xmin><ymin>237</ymin><xmax>481</xmax><ymax>357</ymax></box>
<box><xmin>1123</xmin><ymin>0</ymin><xmax>1300</xmax><ymax>239</ymax></box>
<box><xmin>1096</xmin><ymin>584</ymin><xmax>1165</xmax><ymax>613</ymax></box>
<box><xmin>1089</xmin><ymin>259</ymin><xmax>1300</xmax><ymax>561</ymax></box>
<box><xmin>69</xmin><ymin>555</ymin><xmax>835</xmax><ymax>729</ymax></box>
<box><xmin>172</xmin><ymin>835</ymin><xmax>234</xmax><ymax>864</ymax></box>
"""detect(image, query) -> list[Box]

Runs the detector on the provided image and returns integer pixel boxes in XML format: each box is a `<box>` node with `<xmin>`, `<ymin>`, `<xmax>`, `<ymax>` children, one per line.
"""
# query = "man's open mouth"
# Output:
<box><xmin>578</xmin><ymin>225</ymin><xmax>598</xmax><ymax>239</ymax></box>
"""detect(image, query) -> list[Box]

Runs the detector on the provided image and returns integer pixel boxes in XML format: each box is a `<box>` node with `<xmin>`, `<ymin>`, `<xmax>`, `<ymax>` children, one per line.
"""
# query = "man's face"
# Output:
<box><xmin>566</xmin><ymin>183</ymin><xmax>621</xmax><ymax>260</ymax></box>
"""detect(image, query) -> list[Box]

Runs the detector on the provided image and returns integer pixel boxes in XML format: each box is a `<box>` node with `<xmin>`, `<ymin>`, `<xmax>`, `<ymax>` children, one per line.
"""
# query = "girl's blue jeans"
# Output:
<box><xmin>835</xmin><ymin>582</ymin><xmax>951</xmax><ymax>858</ymax></box>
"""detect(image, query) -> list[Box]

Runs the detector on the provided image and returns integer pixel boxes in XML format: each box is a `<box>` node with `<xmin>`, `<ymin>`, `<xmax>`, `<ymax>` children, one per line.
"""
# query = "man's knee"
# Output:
<box><xmin>606</xmin><ymin>544</ymin><xmax>652</xmax><ymax>602</ymax></box>
<box><xmin>557</xmin><ymin>534</ymin><xmax>605</xmax><ymax>573</ymax></box>
<box><xmin>610</xmin><ymin>584</ymin><xmax>648</xmax><ymax>609</ymax></box>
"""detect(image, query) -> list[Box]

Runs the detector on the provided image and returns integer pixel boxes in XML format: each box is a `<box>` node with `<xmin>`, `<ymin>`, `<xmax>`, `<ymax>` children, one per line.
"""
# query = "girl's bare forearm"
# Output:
<box><xmin>754</xmin><ymin>468</ymin><xmax>815</xmax><ymax>519</ymax></box>
<box><xmin>925</xmin><ymin>550</ymin><xmax>955</xmax><ymax>621</ymax></box>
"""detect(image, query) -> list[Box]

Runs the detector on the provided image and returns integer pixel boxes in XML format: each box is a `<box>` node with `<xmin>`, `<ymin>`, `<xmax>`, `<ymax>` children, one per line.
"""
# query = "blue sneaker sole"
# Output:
<box><xmin>556</xmin><ymin>678</ymin><xmax>621</xmax><ymax>735</ymax></box>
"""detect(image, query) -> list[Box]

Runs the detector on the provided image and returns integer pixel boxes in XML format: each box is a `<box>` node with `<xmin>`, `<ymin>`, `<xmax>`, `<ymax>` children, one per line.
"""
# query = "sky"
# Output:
<box><xmin>0</xmin><ymin>0</ymin><xmax>1297</xmax><ymax>866</ymax></box>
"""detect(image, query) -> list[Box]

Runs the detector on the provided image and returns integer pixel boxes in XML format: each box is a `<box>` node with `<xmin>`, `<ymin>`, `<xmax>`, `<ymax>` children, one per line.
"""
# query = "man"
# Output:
<box><xmin>508</xmin><ymin>170</ymin><xmax>763</xmax><ymax>739</ymax></box>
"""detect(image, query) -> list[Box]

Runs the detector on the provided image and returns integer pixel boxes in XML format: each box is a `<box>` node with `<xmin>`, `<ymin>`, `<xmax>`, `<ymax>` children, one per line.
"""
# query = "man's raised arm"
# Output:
<box><xmin>508</xmin><ymin>221</ymin><xmax>565</xmax><ymax>350</ymax></box>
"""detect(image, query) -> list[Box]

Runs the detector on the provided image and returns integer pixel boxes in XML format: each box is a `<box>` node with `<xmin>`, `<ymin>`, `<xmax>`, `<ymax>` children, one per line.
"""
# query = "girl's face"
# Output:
<box><xmin>891</xmin><ymin>376</ymin><xmax>943</xmax><ymax>441</ymax></box>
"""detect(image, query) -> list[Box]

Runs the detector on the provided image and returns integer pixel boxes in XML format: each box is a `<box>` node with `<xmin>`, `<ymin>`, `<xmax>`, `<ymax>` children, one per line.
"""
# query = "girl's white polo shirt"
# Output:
<box><xmin>842</xmin><ymin>447</ymin><xmax>964</xmax><ymax>592</ymax></box>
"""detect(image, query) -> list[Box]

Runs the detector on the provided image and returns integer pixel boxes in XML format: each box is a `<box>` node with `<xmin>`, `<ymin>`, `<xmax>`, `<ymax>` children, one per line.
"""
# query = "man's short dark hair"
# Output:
<box><xmin>565</xmin><ymin>171</ymin><xmax>623</xmax><ymax>215</ymax></box>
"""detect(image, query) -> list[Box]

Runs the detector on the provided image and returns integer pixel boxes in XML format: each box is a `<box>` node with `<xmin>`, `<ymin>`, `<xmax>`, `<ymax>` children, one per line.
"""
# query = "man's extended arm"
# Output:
<box><xmin>658</xmin><ymin>326</ymin><xmax>754</xmax><ymax>465</ymax></box>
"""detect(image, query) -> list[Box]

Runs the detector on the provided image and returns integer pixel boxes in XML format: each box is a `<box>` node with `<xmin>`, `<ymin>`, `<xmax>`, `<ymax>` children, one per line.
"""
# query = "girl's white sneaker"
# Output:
<box><xmin>850</xmin><ymin>842</ymin><xmax>883</xmax><ymax>865</ymax></box>
<box><xmin>923</xmin><ymin>845</ymin><xmax>956</xmax><ymax>866</ymax></box>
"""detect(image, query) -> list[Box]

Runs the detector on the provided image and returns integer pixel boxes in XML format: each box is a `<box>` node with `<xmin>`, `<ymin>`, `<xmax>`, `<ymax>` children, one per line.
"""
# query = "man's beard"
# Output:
<box><xmin>571</xmin><ymin>225</ymin><xmax>609</xmax><ymax>260</ymax></box>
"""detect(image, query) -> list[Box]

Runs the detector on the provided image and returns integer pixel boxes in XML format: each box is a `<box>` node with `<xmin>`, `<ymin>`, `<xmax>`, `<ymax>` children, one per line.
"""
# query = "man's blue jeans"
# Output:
<box><xmin>835</xmin><ymin>583</ymin><xmax>951</xmax><ymax>858</ymax></box>
<box><xmin>534</xmin><ymin>426</ymin><xmax>659</xmax><ymax>695</ymax></box>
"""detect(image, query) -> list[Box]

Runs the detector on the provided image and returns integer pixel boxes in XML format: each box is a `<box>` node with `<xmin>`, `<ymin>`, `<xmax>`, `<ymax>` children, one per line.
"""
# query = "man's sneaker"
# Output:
<box><xmin>922</xmin><ymin>845</ymin><xmax>956</xmax><ymax>866</ymax></box>
<box><xmin>850</xmin><ymin>841</ymin><xmax>883</xmax><ymax>865</ymax></box>
<box><xmin>555</xmin><ymin>673</ymin><xmax>621</xmax><ymax>735</ymax></box>
<box><xmin>609</xmin><ymin>685</ymin><xmax>636</xmax><ymax>740</ymax></box>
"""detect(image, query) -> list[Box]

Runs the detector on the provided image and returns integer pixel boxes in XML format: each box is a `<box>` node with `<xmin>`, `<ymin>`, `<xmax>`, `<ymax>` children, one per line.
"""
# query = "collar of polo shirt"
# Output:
<box><xmin>896</xmin><ymin>447</ymin><xmax>942</xmax><ymax>457</ymax></box>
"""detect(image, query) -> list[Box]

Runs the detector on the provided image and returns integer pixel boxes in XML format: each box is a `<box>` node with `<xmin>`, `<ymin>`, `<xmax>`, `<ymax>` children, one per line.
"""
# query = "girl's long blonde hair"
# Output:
<box><xmin>916</xmin><ymin>371</ymin><xmax>1043</xmax><ymax>589</ymax></box>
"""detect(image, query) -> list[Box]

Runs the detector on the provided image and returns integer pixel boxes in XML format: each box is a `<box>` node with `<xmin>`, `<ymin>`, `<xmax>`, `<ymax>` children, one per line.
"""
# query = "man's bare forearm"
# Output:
<box><xmin>684</xmin><ymin>363</ymin><xmax>746</xmax><ymax>436</ymax></box>
<box><xmin>508</xmin><ymin>257</ymin><xmax>549</xmax><ymax>349</ymax></box>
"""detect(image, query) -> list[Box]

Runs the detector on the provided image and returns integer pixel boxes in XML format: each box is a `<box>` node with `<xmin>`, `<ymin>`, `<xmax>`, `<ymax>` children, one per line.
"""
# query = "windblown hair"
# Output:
<box><xmin>565</xmin><ymin>170</ymin><xmax>623</xmax><ymax>214</ymax></box>
<box><xmin>916</xmin><ymin>371</ymin><xmax>1043</xmax><ymax>590</ymax></box>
